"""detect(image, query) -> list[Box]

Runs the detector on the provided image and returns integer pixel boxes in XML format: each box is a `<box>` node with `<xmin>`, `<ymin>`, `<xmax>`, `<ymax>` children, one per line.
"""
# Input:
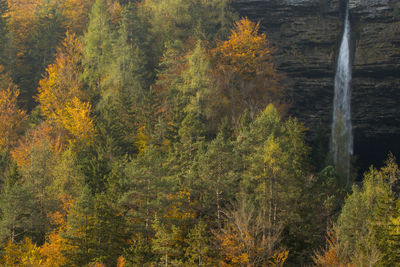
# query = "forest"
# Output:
<box><xmin>0</xmin><ymin>0</ymin><xmax>399</xmax><ymax>266</ymax></box>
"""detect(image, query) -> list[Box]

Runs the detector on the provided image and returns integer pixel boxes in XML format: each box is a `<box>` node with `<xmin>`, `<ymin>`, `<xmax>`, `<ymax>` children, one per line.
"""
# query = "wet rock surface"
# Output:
<box><xmin>234</xmin><ymin>0</ymin><xmax>400</xmax><ymax>173</ymax></box>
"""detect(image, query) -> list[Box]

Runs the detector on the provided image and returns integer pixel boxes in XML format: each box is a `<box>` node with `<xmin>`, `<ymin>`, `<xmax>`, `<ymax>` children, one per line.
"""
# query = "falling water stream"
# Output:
<box><xmin>331</xmin><ymin>3</ymin><xmax>353</xmax><ymax>182</ymax></box>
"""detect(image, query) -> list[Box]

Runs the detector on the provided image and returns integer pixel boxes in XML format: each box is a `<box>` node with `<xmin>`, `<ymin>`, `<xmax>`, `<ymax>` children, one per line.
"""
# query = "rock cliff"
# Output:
<box><xmin>233</xmin><ymin>0</ymin><xmax>400</xmax><ymax>172</ymax></box>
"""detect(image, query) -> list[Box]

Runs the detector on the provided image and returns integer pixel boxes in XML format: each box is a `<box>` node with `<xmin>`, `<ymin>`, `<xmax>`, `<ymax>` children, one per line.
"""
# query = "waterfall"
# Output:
<box><xmin>331</xmin><ymin>3</ymin><xmax>353</xmax><ymax>182</ymax></box>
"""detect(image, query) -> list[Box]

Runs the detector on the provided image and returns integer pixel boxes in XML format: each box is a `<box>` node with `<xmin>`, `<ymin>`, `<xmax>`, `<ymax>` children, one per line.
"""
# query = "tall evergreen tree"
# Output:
<box><xmin>82</xmin><ymin>0</ymin><xmax>113</xmax><ymax>102</ymax></box>
<box><xmin>194</xmin><ymin>129</ymin><xmax>238</xmax><ymax>228</ymax></box>
<box><xmin>337</xmin><ymin>157</ymin><xmax>400</xmax><ymax>266</ymax></box>
<box><xmin>23</xmin><ymin>0</ymin><xmax>67</xmax><ymax>108</ymax></box>
<box><xmin>120</xmin><ymin>146</ymin><xmax>170</xmax><ymax>235</ymax></box>
<box><xmin>0</xmin><ymin>164</ymin><xmax>38</xmax><ymax>244</ymax></box>
<box><xmin>0</xmin><ymin>0</ymin><xmax>8</xmax><ymax>65</ymax></box>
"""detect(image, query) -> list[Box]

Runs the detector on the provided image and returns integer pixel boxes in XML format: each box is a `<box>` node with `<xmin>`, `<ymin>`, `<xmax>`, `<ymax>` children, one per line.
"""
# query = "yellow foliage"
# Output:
<box><xmin>217</xmin><ymin>228</ymin><xmax>251</xmax><ymax>266</ymax></box>
<box><xmin>0</xmin><ymin>87</ymin><xmax>27</xmax><ymax>150</ymax></box>
<box><xmin>108</xmin><ymin>0</ymin><xmax>123</xmax><ymax>25</ymax></box>
<box><xmin>134</xmin><ymin>126</ymin><xmax>152</xmax><ymax>154</ymax></box>
<box><xmin>116</xmin><ymin>256</ymin><xmax>126</xmax><ymax>267</ymax></box>
<box><xmin>268</xmin><ymin>250</ymin><xmax>289</xmax><ymax>266</ymax></box>
<box><xmin>61</xmin><ymin>97</ymin><xmax>95</xmax><ymax>143</ymax></box>
<box><xmin>39</xmin><ymin>231</ymin><xmax>70</xmax><ymax>267</ymax></box>
<box><xmin>37</xmin><ymin>32</ymin><xmax>95</xmax><ymax>144</ymax></box>
<box><xmin>165</xmin><ymin>189</ymin><xmax>196</xmax><ymax>221</ymax></box>
<box><xmin>2</xmin><ymin>237</ymin><xmax>43</xmax><ymax>266</ymax></box>
<box><xmin>0</xmin><ymin>65</ymin><xmax>15</xmax><ymax>90</ymax></box>
<box><xmin>89</xmin><ymin>262</ymin><xmax>106</xmax><ymax>267</ymax></box>
<box><xmin>213</xmin><ymin>17</ymin><xmax>273</xmax><ymax>80</ymax></box>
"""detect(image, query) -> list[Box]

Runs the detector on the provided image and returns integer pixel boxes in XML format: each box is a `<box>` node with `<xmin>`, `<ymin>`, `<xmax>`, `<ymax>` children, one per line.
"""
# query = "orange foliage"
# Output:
<box><xmin>11</xmin><ymin>122</ymin><xmax>62</xmax><ymax>168</ymax></box>
<box><xmin>37</xmin><ymin>32</ymin><xmax>95</xmax><ymax>144</ymax></box>
<box><xmin>0</xmin><ymin>87</ymin><xmax>27</xmax><ymax>150</ymax></box>
<box><xmin>313</xmin><ymin>227</ymin><xmax>355</xmax><ymax>267</ymax></box>
<box><xmin>210</xmin><ymin>17</ymin><xmax>283</xmax><ymax>121</ymax></box>
<box><xmin>213</xmin><ymin>17</ymin><xmax>274</xmax><ymax>80</ymax></box>
<box><xmin>217</xmin><ymin>228</ymin><xmax>251</xmax><ymax>266</ymax></box>
<box><xmin>39</xmin><ymin>195</ymin><xmax>76</xmax><ymax>267</ymax></box>
<box><xmin>116</xmin><ymin>256</ymin><xmax>126</xmax><ymax>267</ymax></box>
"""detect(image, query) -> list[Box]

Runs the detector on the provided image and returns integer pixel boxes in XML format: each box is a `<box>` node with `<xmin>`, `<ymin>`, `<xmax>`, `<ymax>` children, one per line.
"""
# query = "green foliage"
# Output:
<box><xmin>139</xmin><ymin>0</ymin><xmax>236</xmax><ymax>54</ymax></box>
<box><xmin>0</xmin><ymin>0</ymin><xmax>8</xmax><ymax>65</ymax></box>
<box><xmin>17</xmin><ymin>0</ymin><xmax>67</xmax><ymax>108</ymax></box>
<box><xmin>151</xmin><ymin>216</ymin><xmax>182</xmax><ymax>265</ymax></box>
<box><xmin>337</xmin><ymin>155</ymin><xmax>400</xmax><ymax>266</ymax></box>
<box><xmin>66</xmin><ymin>186</ymin><xmax>128</xmax><ymax>266</ymax></box>
<box><xmin>185</xmin><ymin>220</ymin><xmax>212</xmax><ymax>266</ymax></box>
<box><xmin>82</xmin><ymin>0</ymin><xmax>113</xmax><ymax>101</ymax></box>
<box><xmin>194</xmin><ymin>130</ymin><xmax>239</xmax><ymax>228</ymax></box>
<box><xmin>0</xmin><ymin>164</ymin><xmax>37</xmax><ymax>244</ymax></box>
<box><xmin>120</xmin><ymin>146</ymin><xmax>169</xmax><ymax>235</ymax></box>
<box><xmin>1</xmin><ymin>1</ymin><xmax>393</xmax><ymax>265</ymax></box>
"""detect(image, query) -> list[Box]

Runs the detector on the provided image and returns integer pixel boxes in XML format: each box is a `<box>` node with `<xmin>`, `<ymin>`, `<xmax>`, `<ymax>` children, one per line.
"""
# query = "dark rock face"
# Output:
<box><xmin>233</xmin><ymin>0</ymin><xmax>400</xmax><ymax>173</ymax></box>
<box><xmin>350</xmin><ymin>0</ymin><xmax>400</xmax><ymax>171</ymax></box>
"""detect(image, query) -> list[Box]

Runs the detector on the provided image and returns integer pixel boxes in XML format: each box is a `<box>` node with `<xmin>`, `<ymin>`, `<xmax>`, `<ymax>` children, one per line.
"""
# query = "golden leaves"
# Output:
<box><xmin>213</xmin><ymin>17</ymin><xmax>272</xmax><ymax>80</ymax></box>
<box><xmin>37</xmin><ymin>32</ymin><xmax>95</xmax><ymax>144</ymax></box>
<box><xmin>61</xmin><ymin>97</ymin><xmax>95</xmax><ymax>144</ymax></box>
<box><xmin>0</xmin><ymin>87</ymin><xmax>27</xmax><ymax>150</ymax></box>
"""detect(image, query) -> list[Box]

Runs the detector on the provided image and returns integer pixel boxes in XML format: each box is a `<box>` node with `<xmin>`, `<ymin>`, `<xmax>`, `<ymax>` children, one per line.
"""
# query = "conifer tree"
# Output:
<box><xmin>0</xmin><ymin>0</ymin><xmax>8</xmax><ymax>65</ymax></box>
<box><xmin>195</xmin><ymin>130</ymin><xmax>238</xmax><ymax>229</ymax></box>
<box><xmin>0</xmin><ymin>164</ymin><xmax>37</xmax><ymax>244</ymax></box>
<box><xmin>185</xmin><ymin>220</ymin><xmax>212</xmax><ymax>266</ymax></box>
<box><xmin>83</xmin><ymin>0</ymin><xmax>113</xmax><ymax>101</ymax></box>
<box><xmin>336</xmin><ymin>156</ymin><xmax>400</xmax><ymax>266</ymax></box>
<box><xmin>121</xmin><ymin>146</ymin><xmax>169</xmax><ymax>235</ymax></box>
<box><xmin>23</xmin><ymin>0</ymin><xmax>67</xmax><ymax>108</ymax></box>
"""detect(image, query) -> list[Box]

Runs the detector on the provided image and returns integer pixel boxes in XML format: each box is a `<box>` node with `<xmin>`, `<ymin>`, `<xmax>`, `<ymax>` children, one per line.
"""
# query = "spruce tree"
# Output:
<box><xmin>0</xmin><ymin>0</ymin><xmax>8</xmax><ymax>65</ymax></box>
<box><xmin>82</xmin><ymin>0</ymin><xmax>113</xmax><ymax>102</ymax></box>
<box><xmin>0</xmin><ymin>164</ymin><xmax>38</xmax><ymax>244</ymax></box>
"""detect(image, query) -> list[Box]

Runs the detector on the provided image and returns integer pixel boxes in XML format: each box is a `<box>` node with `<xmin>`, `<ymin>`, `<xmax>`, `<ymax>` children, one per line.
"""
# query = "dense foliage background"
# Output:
<box><xmin>0</xmin><ymin>0</ymin><xmax>399</xmax><ymax>266</ymax></box>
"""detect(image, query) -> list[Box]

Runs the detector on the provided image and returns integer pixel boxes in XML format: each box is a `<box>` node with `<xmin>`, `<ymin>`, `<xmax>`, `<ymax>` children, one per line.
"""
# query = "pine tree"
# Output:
<box><xmin>336</xmin><ymin>157</ymin><xmax>400</xmax><ymax>266</ymax></box>
<box><xmin>23</xmin><ymin>0</ymin><xmax>67</xmax><ymax>108</ymax></box>
<box><xmin>0</xmin><ymin>0</ymin><xmax>8</xmax><ymax>65</ymax></box>
<box><xmin>82</xmin><ymin>0</ymin><xmax>113</xmax><ymax>102</ymax></box>
<box><xmin>152</xmin><ymin>216</ymin><xmax>182</xmax><ymax>266</ymax></box>
<box><xmin>185</xmin><ymin>220</ymin><xmax>212</xmax><ymax>266</ymax></box>
<box><xmin>0</xmin><ymin>164</ymin><xmax>38</xmax><ymax>244</ymax></box>
<box><xmin>195</xmin><ymin>130</ymin><xmax>238</xmax><ymax>229</ymax></box>
<box><xmin>120</xmin><ymin>146</ymin><xmax>169</xmax><ymax>235</ymax></box>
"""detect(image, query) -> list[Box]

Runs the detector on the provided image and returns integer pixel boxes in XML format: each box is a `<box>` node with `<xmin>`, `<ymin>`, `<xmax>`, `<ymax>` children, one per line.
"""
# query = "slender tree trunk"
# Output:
<box><xmin>85</xmin><ymin>214</ymin><xmax>88</xmax><ymax>257</ymax></box>
<box><xmin>217</xmin><ymin>160</ymin><xmax>222</xmax><ymax>230</ymax></box>
<box><xmin>146</xmin><ymin>177</ymin><xmax>150</xmax><ymax>230</ymax></box>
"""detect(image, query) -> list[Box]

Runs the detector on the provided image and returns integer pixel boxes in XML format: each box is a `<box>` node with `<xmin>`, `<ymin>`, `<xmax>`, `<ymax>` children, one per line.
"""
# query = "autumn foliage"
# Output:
<box><xmin>1</xmin><ymin>0</ymin><xmax>389</xmax><ymax>265</ymax></box>
<box><xmin>211</xmin><ymin>17</ymin><xmax>283</xmax><ymax>122</ymax></box>
<box><xmin>37</xmin><ymin>32</ymin><xmax>95</xmax><ymax>144</ymax></box>
<box><xmin>213</xmin><ymin>17</ymin><xmax>273</xmax><ymax>79</ymax></box>
<box><xmin>0</xmin><ymin>87</ymin><xmax>27</xmax><ymax>150</ymax></box>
